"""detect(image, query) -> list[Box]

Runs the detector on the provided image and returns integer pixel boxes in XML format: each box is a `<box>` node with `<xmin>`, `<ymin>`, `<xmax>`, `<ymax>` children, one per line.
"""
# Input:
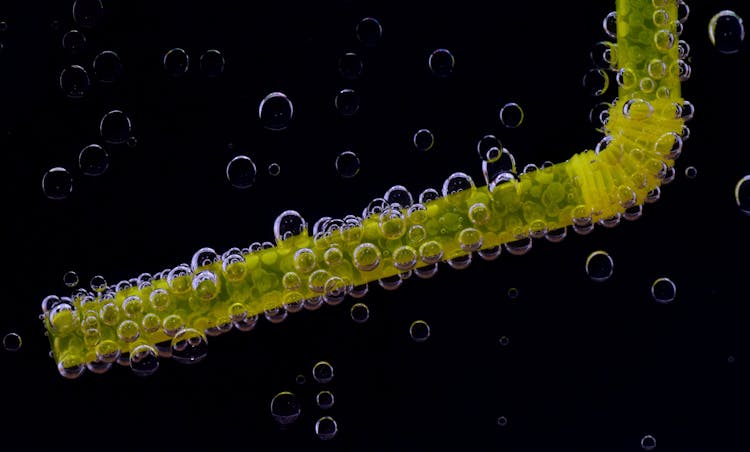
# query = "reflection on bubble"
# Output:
<box><xmin>409</xmin><ymin>320</ymin><xmax>430</xmax><ymax>342</ymax></box>
<box><xmin>2</xmin><ymin>333</ymin><xmax>22</xmax><ymax>352</ymax></box>
<box><xmin>226</xmin><ymin>155</ymin><xmax>257</xmax><ymax>189</ymax></box>
<box><xmin>78</xmin><ymin>144</ymin><xmax>109</xmax><ymax>176</ymax></box>
<box><xmin>42</xmin><ymin>167</ymin><xmax>73</xmax><ymax>200</ymax></box>
<box><xmin>708</xmin><ymin>10</ymin><xmax>745</xmax><ymax>54</ymax></box>
<box><xmin>271</xmin><ymin>391</ymin><xmax>301</xmax><ymax>425</ymax></box>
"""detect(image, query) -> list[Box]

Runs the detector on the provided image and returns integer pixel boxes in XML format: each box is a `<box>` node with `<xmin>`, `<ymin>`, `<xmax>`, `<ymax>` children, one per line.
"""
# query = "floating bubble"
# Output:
<box><xmin>409</xmin><ymin>320</ymin><xmax>430</xmax><ymax>342</ymax></box>
<box><xmin>259</xmin><ymin>92</ymin><xmax>293</xmax><ymax>131</ymax></box>
<box><xmin>90</xmin><ymin>275</ymin><xmax>107</xmax><ymax>292</ymax></box>
<box><xmin>93</xmin><ymin>50</ymin><xmax>123</xmax><ymax>83</ymax></box>
<box><xmin>708</xmin><ymin>11</ymin><xmax>745</xmax><ymax>54</ymax></box>
<box><xmin>2</xmin><ymin>333</ymin><xmax>22</xmax><ymax>352</ymax></box>
<box><xmin>477</xmin><ymin>135</ymin><xmax>502</xmax><ymax>162</ymax></box>
<box><xmin>130</xmin><ymin>344</ymin><xmax>159</xmax><ymax>376</ymax></box>
<box><xmin>316</xmin><ymin>390</ymin><xmax>335</xmax><ymax>410</ymax></box>
<box><xmin>684</xmin><ymin>166</ymin><xmax>697</xmax><ymax>179</ymax></box>
<box><xmin>171</xmin><ymin>328</ymin><xmax>208</xmax><ymax>364</ymax></box>
<box><xmin>200</xmin><ymin>49</ymin><xmax>224</xmax><ymax>77</ymax></box>
<box><xmin>78</xmin><ymin>144</ymin><xmax>109</xmax><ymax>176</ymax></box>
<box><xmin>312</xmin><ymin>360</ymin><xmax>334</xmax><ymax>383</ymax></box>
<box><xmin>350</xmin><ymin>303</ymin><xmax>370</xmax><ymax>323</ymax></box>
<box><xmin>63</xmin><ymin>271</ymin><xmax>79</xmax><ymax>288</ymax></box>
<box><xmin>62</xmin><ymin>29</ymin><xmax>86</xmax><ymax>53</ymax></box>
<box><xmin>413</xmin><ymin>129</ymin><xmax>435</xmax><ymax>152</ymax></box>
<box><xmin>226</xmin><ymin>155</ymin><xmax>257</xmax><ymax>189</ymax></box>
<box><xmin>356</xmin><ymin>17</ymin><xmax>382</xmax><ymax>47</ymax></box>
<box><xmin>336</xmin><ymin>150</ymin><xmax>360</xmax><ymax>178</ymax></box>
<box><xmin>603</xmin><ymin>11</ymin><xmax>617</xmax><ymax>39</ymax></box>
<box><xmin>267</xmin><ymin>162</ymin><xmax>281</xmax><ymax>176</ymax></box>
<box><xmin>641</xmin><ymin>434</ymin><xmax>656</xmax><ymax>451</ymax></box>
<box><xmin>335</xmin><ymin>88</ymin><xmax>360</xmax><ymax>116</ymax></box>
<box><xmin>735</xmin><ymin>175</ymin><xmax>750</xmax><ymax>215</ymax></box>
<box><xmin>315</xmin><ymin>416</ymin><xmax>338</xmax><ymax>440</ymax></box>
<box><xmin>499</xmin><ymin>102</ymin><xmax>524</xmax><ymax>128</ymax></box>
<box><xmin>163</xmin><ymin>48</ymin><xmax>190</xmax><ymax>76</ymax></box>
<box><xmin>496</xmin><ymin>416</ymin><xmax>508</xmax><ymax>427</ymax></box>
<box><xmin>583</xmin><ymin>68</ymin><xmax>610</xmax><ymax>96</ymax></box>
<box><xmin>274</xmin><ymin>210</ymin><xmax>307</xmax><ymax>243</ymax></box>
<box><xmin>507</xmin><ymin>287</ymin><xmax>520</xmax><ymax>300</ymax></box>
<box><xmin>651</xmin><ymin>277</ymin><xmax>676</xmax><ymax>303</ymax></box>
<box><xmin>72</xmin><ymin>0</ymin><xmax>103</xmax><ymax>28</ymax></box>
<box><xmin>499</xmin><ymin>336</ymin><xmax>510</xmax><ymax>347</ymax></box>
<box><xmin>59</xmin><ymin>65</ymin><xmax>90</xmax><ymax>98</ymax></box>
<box><xmin>429</xmin><ymin>48</ymin><xmax>454</xmax><ymax>78</ymax></box>
<box><xmin>42</xmin><ymin>167</ymin><xmax>73</xmax><ymax>200</ymax></box>
<box><xmin>585</xmin><ymin>250</ymin><xmax>614</xmax><ymax>282</ymax></box>
<box><xmin>338</xmin><ymin>52</ymin><xmax>363</xmax><ymax>79</ymax></box>
<box><xmin>99</xmin><ymin>110</ymin><xmax>132</xmax><ymax>144</ymax></box>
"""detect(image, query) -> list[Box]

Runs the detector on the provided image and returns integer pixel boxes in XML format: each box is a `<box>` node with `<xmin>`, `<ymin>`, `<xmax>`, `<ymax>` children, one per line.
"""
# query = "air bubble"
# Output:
<box><xmin>63</xmin><ymin>271</ymin><xmax>79</xmax><ymax>288</ymax></box>
<box><xmin>78</xmin><ymin>144</ymin><xmax>109</xmax><ymax>176</ymax></box>
<box><xmin>316</xmin><ymin>390</ymin><xmax>335</xmax><ymax>410</ymax></box>
<box><xmin>499</xmin><ymin>102</ymin><xmax>524</xmax><ymax>128</ymax></box>
<box><xmin>429</xmin><ymin>48</ymin><xmax>455</xmax><ymax>78</ymax></box>
<box><xmin>582</xmin><ymin>68</ymin><xmax>609</xmax><ymax>96</ymax></box>
<box><xmin>171</xmin><ymin>328</ymin><xmax>208</xmax><ymax>364</ymax></box>
<box><xmin>735</xmin><ymin>175</ymin><xmax>750</xmax><ymax>215</ymax></box>
<box><xmin>496</xmin><ymin>416</ymin><xmax>509</xmax><ymax>427</ymax></box>
<box><xmin>413</xmin><ymin>129</ymin><xmax>435</xmax><ymax>152</ymax></box>
<box><xmin>338</xmin><ymin>52</ymin><xmax>363</xmax><ymax>79</ymax></box>
<box><xmin>130</xmin><ymin>344</ymin><xmax>159</xmax><ymax>376</ymax></box>
<box><xmin>312</xmin><ymin>360</ymin><xmax>334</xmax><ymax>383</ymax></box>
<box><xmin>603</xmin><ymin>11</ymin><xmax>617</xmax><ymax>39</ymax></box>
<box><xmin>335</xmin><ymin>88</ymin><xmax>360</xmax><ymax>116</ymax></box>
<box><xmin>268</xmin><ymin>162</ymin><xmax>281</xmax><ymax>176</ymax></box>
<box><xmin>409</xmin><ymin>320</ymin><xmax>430</xmax><ymax>342</ymax></box>
<box><xmin>62</xmin><ymin>29</ymin><xmax>86</xmax><ymax>53</ymax></box>
<box><xmin>641</xmin><ymin>434</ymin><xmax>657</xmax><ymax>451</ymax></box>
<box><xmin>163</xmin><ymin>48</ymin><xmax>190</xmax><ymax>76</ymax></box>
<box><xmin>42</xmin><ymin>167</ymin><xmax>72</xmax><ymax>200</ymax></box>
<box><xmin>507</xmin><ymin>287</ymin><xmax>520</xmax><ymax>300</ymax></box>
<box><xmin>274</xmin><ymin>210</ymin><xmax>307</xmax><ymax>243</ymax></box>
<box><xmin>2</xmin><ymin>333</ymin><xmax>22</xmax><ymax>352</ymax></box>
<box><xmin>59</xmin><ymin>65</ymin><xmax>90</xmax><ymax>98</ymax></box>
<box><xmin>93</xmin><ymin>50</ymin><xmax>123</xmax><ymax>83</ymax></box>
<box><xmin>271</xmin><ymin>391</ymin><xmax>301</xmax><ymax>425</ymax></box>
<box><xmin>99</xmin><ymin>110</ymin><xmax>132</xmax><ymax>144</ymax></box>
<box><xmin>709</xmin><ymin>11</ymin><xmax>745</xmax><ymax>54</ymax></box>
<box><xmin>477</xmin><ymin>135</ymin><xmax>502</xmax><ymax>162</ymax></box>
<box><xmin>335</xmin><ymin>150</ymin><xmax>360</xmax><ymax>178</ymax></box>
<box><xmin>350</xmin><ymin>303</ymin><xmax>370</xmax><ymax>323</ymax></box>
<box><xmin>356</xmin><ymin>17</ymin><xmax>382</xmax><ymax>47</ymax></box>
<box><xmin>259</xmin><ymin>92</ymin><xmax>293</xmax><ymax>131</ymax></box>
<box><xmin>226</xmin><ymin>155</ymin><xmax>257</xmax><ymax>189</ymax></box>
<box><xmin>72</xmin><ymin>0</ymin><xmax>103</xmax><ymax>28</ymax></box>
<box><xmin>651</xmin><ymin>277</ymin><xmax>676</xmax><ymax>303</ymax></box>
<box><xmin>199</xmin><ymin>49</ymin><xmax>224</xmax><ymax>77</ymax></box>
<box><xmin>684</xmin><ymin>166</ymin><xmax>697</xmax><ymax>179</ymax></box>
<box><xmin>315</xmin><ymin>416</ymin><xmax>338</xmax><ymax>440</ymax></box>
<box><xmin>585</xmin><ymin>250</ymin><xmax>614</xmax><ymax>282</ymax></box>
<box><xmin>499</xmin><ymin>336</ymin><xmax>510</xmax><ymax>347</ymax></box>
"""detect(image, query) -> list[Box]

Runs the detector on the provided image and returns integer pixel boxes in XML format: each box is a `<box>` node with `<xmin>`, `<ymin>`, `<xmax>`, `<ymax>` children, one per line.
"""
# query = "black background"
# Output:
<box><xmin>0</xmin><ymin>1</ymin><xmax>748</xmax><ymax>451</ymax></box>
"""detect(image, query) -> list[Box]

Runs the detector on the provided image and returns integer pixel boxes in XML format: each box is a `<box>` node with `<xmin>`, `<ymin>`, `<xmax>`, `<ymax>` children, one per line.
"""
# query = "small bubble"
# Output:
<box><xmin>585</xmin><ymin>250</ymin><xmax>614</xmax><ymax>282</ymax></box>
<box><xmin>684</xmin><ymin>166</ymin><xmax>697</xmax><ymax>179</ymax></box>
<box><xmin>507</xmin><ymin>287</ymin><xmax>520</xmax><ymax>300</ymax></box>
<box><xmin>602</xmin><ymin>11</ymin><xmax>617</xmax><ymax>39</ymax></box>
<box><xmin>78</xmin><ymin>144</ymin><xmax>109</xmax><ymax>176</ymax></box>
<box><xmin>409</xmin><ymin>320</ymin><xmax>430</xmax><ymax>342</ymax></box>
<box><xmin>72</xmin><ymin>0</ymin><xmax>104</xmax><ymax>29</ymax></box>
<box><xmin>312</xmin><ymin>361</ymin><xmax>334</xmax><ymax>383</ymax></box>
<box><xmin>226</xmin><ymin>155</ymin><xmax>257</xmax><ymax>189</ymax></box>
<box><xmin>335</xmin><ymin>150</ymin><xmax>360</xmax><ymax>178</ymax></box>
<box><xmin>640</xmin><ymin>434</ymin><xmax>656</xmax><ymax>451</ymax></box>
<box><xmin>99</xmin><ymin>110</ymin><xmax>132</xmax><ymax>145</ymax></box>
<box><xmin>477</xmin><ymin>135</ymin><xmax>502</xmax><ymax>162</ymax></box>
<box><xmin>296</xmin><ymin>374</ymin><xmax>306</xmax><ymax>384</ymax></box>
<box><xmin>268</xmin><ymin>162</ymin><xmax>281</xmax><ymax>176</ymax></box>
<box><xmin>338</xmin><ymin>52</ymin><xmax>363</xmax><ymax>79</ymax></box>
<box><xmin>499</xmin><ymin>336</ymin><xmax>510</xmax><ymax>347</ymax></box>
<box><xmin>335</xmin><ymin>88</ymin><xmax>360</xmax><ymax>116</ymax></box>
<box><xmin>350</xmin><ymin>302</ymin><xmax>370</xmax><ymax>323</ymax></box>
<box><xmin>735</xmin><ymin>175</ymin><xmax>750</xmax><ymax>215</ymax></box>
<box><xmin>163</xmin><ymin>48</ymin><xmax>190</xmax><ymax>77</ymax></box>
<box><xmin>2</xmin><ymin>333</ymin><xmax>22</xmax><ymax>352</ymax></box>
<box><xmin>413</xmin><ymin>129</ymin><xmax>435</xmax><ymax>152</ymax></box>
<box><xmin>93</xmin><ymin>50</ymin><xmax>123</xmax><ymax>83</ymax></box>
<box><xmin>499</xmin><ymin>102</ymin><xmax>524</xmax><ymax>128</ymax></box>
<box><xmin>651</xmin><ymin>277</ymin><xmax>676</xmax><ymax>303</ymax></box>
<box><xmin>271</xmin><ymin>391</ymin><xmax>301</xmax><ymax>425</ymax></box>
<box><xmin>42</xmin><ymin>167</ymin><xmax>73</xmax><ymax>200</ymax></box>
<box><xmin>274</xmin><ymin>210</ymin><xmax>307</xmax><ymax>243</ymax></box>
<box><xmin>59</xmin><ymin>65</ymin><xmax>90</xmax><ymax>98</ymax></box>
<box><xmin>90</xmin><ymin>274</ymin><xmax>107</xmax><ymax>292</ymax></box>
<box><xmin>356</xmin><ymin>17</ymin><xmax>382</xmax><ymax>47</ymax></box>
<box><xmin>63</xmin><ymin>271</ymin><xmax>79</xmax><ymax>288</ymax></box>
<box><xmin>582</xmin><ymin>68</ymin><xmax>610</xmax><ymax>96</ymax></box>
<box><xmin>259</xmin><ymin>92</ymin><xmax>293</xmax><ymax>131</ymax></box>
<box><xmin>429</xmin><ymin>49</ymin><xmax>455</xmax><ymax>78</ymax></box>
<box><xmin>708</xmin><ymin>11</ymin><xmax>745</xmax><ymax>54</ymax></box>
<box><xmin>62</xmin><ymin>29</ymin><xmax>86</xmax><ymax>53</ymax></box>
<box><xmin>496</xmin><ymin>416</ymin><xmax>508</xmax><ymax>427</ymax></box>
<box><xmin>199</xmin><ymin>49</ymin><xmax>224</xmax><ymax>77</ymax></box>
<box><xmin>126</xmin><ymin>136</ymin><xmax>137</xmax><ymax>148</ymax></box>
<box><xmin>316</xmin><ymin>390</ymin><xmax>335</xmax><ymax>410</ymax></box>
<box><xmin>0</xmin><ymin>21</ymin><xmax>7</xmax><ymax>33</ymax></box>
<box><xmin>727</xmin><ymin>355</ymin><xmax>736</xmax><ymax>364</ymax></box>
<box><xmin>315</xmin><ymin>416</ymin><xmax>338</xmax><ymax>440</ymax></box>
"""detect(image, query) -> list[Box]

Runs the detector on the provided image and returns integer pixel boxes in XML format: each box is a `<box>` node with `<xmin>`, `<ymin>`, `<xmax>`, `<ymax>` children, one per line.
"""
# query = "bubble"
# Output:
<box><xmin>93</xmin><ymin>50</ymin><xmax>123</xmax><ymax>83</ymax></box>
<box><xmin>507</xmin><ymin>287</ymin><xmax>520</xmax><ymax>300</ymax></box>
<box><xmin>735</xmin><ymin>175</ymin><xmax>750</xmax><ymax>215</ymax></box>
<box><xmin>582</xmin><ymin>68</ymin><xmax>610</xmax><ymax>96</ymax></box>
<box><xmin>499</xmin><ymin>336</ymin><xmax>510</xmax><ymax>347</ymax></box>
<box><xmin>268</xmin><ymin>162</ymin><xmax>281</xmax><ymax>176</ymax></box>
<box><xmin>338</xmin><ymin>52</ymin><xmax>363</xmax><ymax>79</ymax></box>
<box><xmin>413</xmin><ymin>129</ymin><xmax>435</xmax><ymax>152</ymax></box>
<box><xmin>684</xmin><ymin>166</ymin><xmax>697</xmax><ymax>179</ymax></box>
<box><xmin>641</xmin><ymin>434</ymin><xmax>656</xmax><ymax>451</ymax></box>
<box><xmin>78</xmin><ymin>144</ymin><xmax>109</xmax><ymax>176</ymax></box>
<box><xmin>130</xmin><ymin>344</ymin><xmax>159</xmax><ymax>376</ymax></box>
<box><xmin>708</xmin><ymin>11</ymin><xmax>745</xmax><ymax>54</ymax></box>
<box><xmin>190</xmin><ymin>247</ymin><xmax>219</xmax><ymax>271</ymax></box>
<box><xmin>429</xmin><ymin>48</ymin><xmax>455</xmax><ymax>78</ymax></box>
<box><xmin>591</xmin><ymin>41</ymin><xmax>617</xmax><ymax>69</ymax></box>
<box><xmin>72</xmin><ymin>0</ymin><xmax>103</xmax><ymax>28</ymax></box>
<box><xmin>651</xmin><ymin>277</ymin><xmax>676</xmax><ymax>303</ymax></box>
<box><xmin>62</xmin><ymin>29</ymin><xmax>86</xmax><ymax>53</ymax></box>
<box><xmin>259</xmin><ymin>92</ymin><xmax>293</xmax><ymax>131</ymax></box>
<box><xmin>226</xmin><ymin>155</ymin><xmax>257</xmax><ymax>189</ymax></box>
<box><xmin>499</xmin><ymin>102</ymin><xmax>524</xmax><ymax>128</ymax></box>
<box><xmin>334</xmin><ymin>88</ymin><xmax>360</xmax><ymax>116</ymax></box>
<box><xmin>163</xmin><ymin>48</ymin><xmax>190</xmax><ymax>77</ymax></box>
<box><xmin>602</xmin><ymin>11</ymin><xmax>617</xmax><ymax>38</ymax></box>
<box><xmin>409</xmin><ymin>320</ymin><xmax>430</xmax><ymax>342</ymax></box>
<box><xmin>356</xmin><ymin>17</ymin><xmax>382</xmax><ymax>47</ymax></box>
<box><xmin>477</xmin><ymin>135</ymin><xmax>502</xmax><ymax>162</ymax></box>
<box><xmin>99</xmin><ymin>110</ymin><xmax>132</xmax><ymax>144</ymax></box>
<box><xmin>2</xmin><ymin>333</ymin><xmax>21</xmax><ymax>352</ymax></box>
<box><xmin>171</xmin><ymin>328</ymin><xmax>208</xmax><ymax>364</ymax></box>
<box><xmin>126</xmin><ymin>136</ymin><xmax>138</xmax><ymax>147</ymax></box>
<box><xmin>0</xmin><ymin>21</ymin><xmax>7</xmax><ymax>32</ymax></box>
<box><xmin>496</xmin><ymin>416</ymin><xmax>509</xmax><ymax>427</ymax></box>
<box><xmin>58</xmin><ymin>356</ymin><xmax>86</xmax><ymax>379</ymax></box>
<box><xmin>585</xmin><ymin>250</ymin><xmax>614</xmax><ymax>282</ymax></box>
<box><xmin>62</xmin><ymin>270</ymin><xmax>79</xmax><ymax>288</ymax></box>
<box><xmin>335</xmin><ymin>150</ymin><xmax>360</xmax><ymax>178</ymax></box>
<box><xmin>315</xmin><ymin>416</ymin><xmax>338</xmax><ymax>440</ymax></box>
<box><xmin>274</xmin><ymin>210</ymin><xmax>307</xmax><ymax>243</ymax></box>
<box><xmin>90</xmin><ymin>275</ymin><xmax>107</xmax><ymax>292</ymax></box>
<box><xmin>316</xmin><ymin>390</ymin><xmax>335</xmax><ymax>410</ymax></box>
<box><xmin>295</xmin><ymin>374</ymin><xmax>306</xmax><ymax>385</ymax></box>
<box><xmin>59</xmin><ymin>65</ymin><xmax>90</xmax><ymax>98</ymax></box>
<box><xmin>350</xmin><ymin>303</ymin><xmax>370</xmax><ymax>323</ymax></box>
<box><xmin>312</xmin><ymin>360</ymin><xmax>334</xmax><ymax>383</ymax></box>
<box><xmin>442</xmin><ymin>172</ymin><xmax>474</xmax><ymax>197</ymax></box>
<box><xmin>42</xmin><ymin>167</ymin><xmax>73</xmax><ymax>200</ymax></box>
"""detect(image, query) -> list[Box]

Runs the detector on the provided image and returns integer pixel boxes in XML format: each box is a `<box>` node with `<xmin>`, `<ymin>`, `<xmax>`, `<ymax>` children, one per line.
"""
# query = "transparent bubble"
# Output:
<box><xmin>130</xmin><ymin>344</ymin><xmax>159</xmax><ymax>376</ymax></box>
<box><xmin>419</xmin><ymin>188</ymin><xmax>440</xmax><ymax>204</ymax></box>
<box><xmin>274</xmin><ymin>210</ymin><xmax>307</xmax><ymax>243</ymax></box>
<box><xmin>295</xmin><ymin>374</ymin><xmax>306</xmax><ymax>385</ymax></box>
<box><xmin>582</xmin><ymin>68</ymin><xmax>610</xmax><ymax>96</ymax></box>
<box><xmin>316</xmin><ymin>390</ymin><xmax>335</xmax><ymax>410</ymax></box>
<box><xmin>190</xmin><ymin>247</ymin><xmax>219</xmax><ymax>271</ymax></box>
<box><xmin>429</xmin><ymin>48</ymin><xmax>455</xmax><ymax>78</ymax></box>
<box><xmin>315</xmin><ymin>416</ymin><xmax>338</xmax><ymax>440</ymax></box>
<box><xmin>409</xmin><ymin>320</ymin><xmax>430</xmax><ymax>342</ymax></box>
<box><xmin>78</xmin><ymin>144</ymin><xmax>109</xmax><ymax>176</ymax></box>
<box><xmin>62</xmin><ymin>29</ymin><xmax>86</xmax><ymax>53</ymax></box>
<box><xmin>507</xmin><ymin>287</ymin><xmax>520</xmax><ymax>300</ymax></box>
<box><xmin>708</xmin><ymin>11</ymin><xmax>745</xmax><ymax>54</ymax></box>
<box><xmin>171</xmin><ymin>328</ymin><xmax>208</xmax><ymax>364</ymax></box>
<box><xmin>90</xmin><ymin>274</ymin><xmax>107</xmax><ymax>292</ymax></box>
<box><xmin>268</xmin><ymin>162</ymin><xmax>281</xmax><ymax>176</ymax></box>
<box><xmin>356</xmin><ymin>17</ymin><xmax>382</xmax><ymax>47</ymax></box>
<box><xmin>163</xmin><ymin>48</ymin><xmax>190</xmax><ymax>77</ymax></box>
<box><xmin>591</xmin><ymin>41</ymin><xmax>617</xmax><ymax>69</ymax></box>
<box><xmin>312</xmin><ymin>360</ymin><xmax>334</xmax><ymax>383</ymax></box>
<box><xmin>499</xmin><ymin>102</ymin><xmax>524</xmax><ymax>128</ymax></box>
<box><xmin>2</xmin><ymin>333</ymin><xmax>22</xmax><ymax>352</ymax></box>
<box><xmin>651</xmin><ymin>277</ymin><xmax>677</xmax><ymax>303</ymax></box>
<box><xmin>42</xmin><ymin>167</ymin><xmax>73</xmax><ymax>200</ymax></box>
<box><xmin>336</xmin><ymin>150</ymin><xmax>360</xmax><ymax>178</ymax></box>
<box><xmin>339</xmin><ymin>52</ymin><xmax>363</xmax><ymax>79</ymax></box>
<box><xmin>335</xmin><ymin>88</ymin><xmax>360</xmax><ymax>116</ymax></box>
<box><xmin>477</xmin><ymin>135</ymin><xmax>502</xmax><ymax>162</ymax></box>
<box><xmin>72</xmin><ymin>0</ymin><xmax>103</xmax><ymax>28</ymax></box>
<box><xmin>63</xmin><ymin>270</ymin><xmax>79</xmax><ymax>288</ymax></box>
<box><xmin>192</xmin><ymin>270</ymin><xmax>218</xmax><ymax>300</ymax></box>
<box><xmin>603</xmin><ymin>11</ymin><xmax>617</xmax><ymax>38</ymax></box>
<box><xmin>259</xmin><ymin>92</ymin><xmax>293</xmax><ymax>131</ymax></box>
<box><xmin>59</xmin><ymin>65</ymin><xmax>90</xmax><ymax>98</ymax></box>
<box><xmin>93</xmin><ymin>50</ymin><xmax>123</xmax><ymax>83</ymax></box>
<box><xmin>99</xmin><ymin>110</ymin><xmax>132</xmax><ymax>144</ymax></box>
<box><xmin>413</xmin><ymin>129</ymin><xmax>435</xmax><ymax>152</ymax></box>
<box><xmin>226</xmin><ymin>155</ymin><xmax>257</xmax><ymax>189</ymax></box>
<box><xmin>735</xmin><ymin>175</ymin><xmax>750</xmax><ymax>215</ymax></box>
<box><xmin>442</xmin><ymin>172</ymin><xmax>474</xmax><ymax>197</ymax></box>
<box><xmin>384</xmin><ymin>185</ymin><xmax>413</xmax><ymax>207</ymax></box>
<box><xmin>200</xmin><ymin>49</ymin><xmax>224</xmax><ymax>77</ymax></box>
<box><xmin>499</xmin><ymin>336</ymin><xmax>510</xmax><ymax>347</ymax></box>
<box><xmin>641</xmin><ymin>434</ymin><xmax>656</xmax><ymax>451</ymax></box>
<box><xmin>684</xmin><ymin>166</ymin><xmax>697</xmax><ymax>179</ymax></box>
<box><xmin>58</xmin><ymin>357</ymin><xmax>86</xmax><ymax>379</ymax></box>
<box><xmin>585</xmin><ymin>250</ymin><xmax>614</xmax><ymax>282</ymax></box>
<box><xmin>350</xmin><ymin>302</ymin><xmax>370</xmax><ymax>323</ymax></box>
<box><xmin>0</xmin><ymin>21</ymin><xmax>7</xmax><ymax>32</ymax></box>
